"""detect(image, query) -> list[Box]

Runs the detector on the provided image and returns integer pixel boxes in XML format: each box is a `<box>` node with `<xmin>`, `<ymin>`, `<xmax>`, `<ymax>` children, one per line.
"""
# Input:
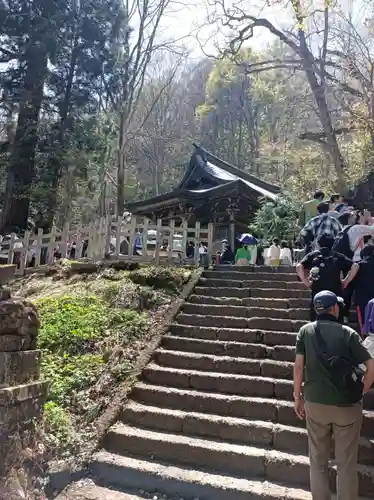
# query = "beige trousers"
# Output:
<box><xmin>305</xmin><ymin>401</ymin><xmax>362</xmax><ymax>500</ymax></box>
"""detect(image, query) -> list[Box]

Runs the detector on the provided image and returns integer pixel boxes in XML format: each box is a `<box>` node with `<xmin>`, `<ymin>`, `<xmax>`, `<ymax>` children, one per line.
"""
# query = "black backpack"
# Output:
<box><xmin>332</xmin><ymin>225</ymin><xmax>353</xmax><ymax>258</ymax></box>
<box><xmin>309</xmin><ymin>251</ymin><xmax>336</xmax><ymax>286</ymax></box>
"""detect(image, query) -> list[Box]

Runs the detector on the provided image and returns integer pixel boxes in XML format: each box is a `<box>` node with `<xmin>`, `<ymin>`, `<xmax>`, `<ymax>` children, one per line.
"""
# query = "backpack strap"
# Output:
<box><xmin>311</xmin><ymin>321</ymin><xmax>341</xmax><ymax>391</ymax></box>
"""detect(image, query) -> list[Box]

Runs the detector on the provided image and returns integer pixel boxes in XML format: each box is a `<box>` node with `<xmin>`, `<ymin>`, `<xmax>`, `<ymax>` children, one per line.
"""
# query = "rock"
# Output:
<box><xmin>69</xmin><ymin>262</ymin><xmax>99</xmax><ymax>274</ymax></box>
<box><xmin>0</xmin><ymin>298</ymin><xmax>39</xmax><ymax>339</ymax></box>
<box><xmin>0</xmin><ymin>265</ymin><xmax>16</xmax><ymax>286</ymax></box>
<box><xmin>0</xmin><ymin>288</ymin><xmax>11</xmax><ymax>301</ymax></box>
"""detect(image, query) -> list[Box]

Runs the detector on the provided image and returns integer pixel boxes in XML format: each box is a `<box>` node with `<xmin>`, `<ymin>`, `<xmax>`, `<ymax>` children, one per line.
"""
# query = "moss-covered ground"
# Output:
<box><xmin>11</xmin><ymin>263</ymin><xmax>192</xmax><ymax>460</ymax></box>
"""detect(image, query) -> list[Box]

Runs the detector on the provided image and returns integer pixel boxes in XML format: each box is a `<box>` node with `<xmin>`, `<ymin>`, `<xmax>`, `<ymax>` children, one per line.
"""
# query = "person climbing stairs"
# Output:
<box><xmin>62</xmin><ymin>266</ymin><xmax>374</xmax><ymax>500</ymax></box>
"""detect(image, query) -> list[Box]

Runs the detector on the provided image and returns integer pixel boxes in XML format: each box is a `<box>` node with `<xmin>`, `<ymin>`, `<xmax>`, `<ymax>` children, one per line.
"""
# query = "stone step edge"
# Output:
<box><xmin>190</xmin><ymin>294</ymin><xmax>310</xmax><ymax>304</ymax></box>
<box><xmin>154</xmin><ymin>349</ymin><xmax>293</xmax><ymax>367</ymax></box>
<box><xmin>198</xmin><ymin>281</ymin><xmax>304</xmax><ymax>289</ymax></box>
<box><xmin>107</xmin><ymin>422</ymin><xmax>309</xmax><ymax>463</ymax></box>
<box><xmin>92</xmin><ymin>451</ymin><xmax>315</xmax><ymax>500</ymax></box>
<box><xmin>163</xmin><ymin>335</ymin><xmax>295</xmax><ymax>351</ymax></box>
<box><xmin>170</xmin><ymin>324</ymin><xmax>298</xmax><ymax>336</ymax></box>
<box><xmin>124</xmin><ymin>400</ymin><xmax>304</xmax><ymax>433</ymax></box>
<box><xmin>184</xmin><ymin>303</ymin><xmax>309</xmax><ymax>313</ymax></box>
<box><xmin>145</xmin><ymin>362</ymin><xmax>293</xmax><ymax>386</ymax></box>
<box><xmin>55</xmin><ymin>483</ymin><xmax>145</xmax><ymax>500</ymax></box>
<box><xmin>176</xmin><ymin>313</ymin><xmax>306</xmax><ymax>325</ymax></box>
<box><xmin>123</xmin><ymin>400</ymin><xmax>374</xmax><ymax>450</ymax></box>
<box><xmin>133</xmin><ymin>382</ymin><xmax>374</xmax><ymax>419</ymax></box>
<box><xmin>103</xmin><ymin>423</ymin><xmax>374</xmax><ymax>483</ymax></box>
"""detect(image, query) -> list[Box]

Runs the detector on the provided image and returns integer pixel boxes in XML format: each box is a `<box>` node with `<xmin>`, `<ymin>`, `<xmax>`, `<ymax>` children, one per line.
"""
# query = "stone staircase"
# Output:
<box><xmin>74</xmin><ymin>267</ymin><xmax>374</xmax><ymax>499</ymax></box>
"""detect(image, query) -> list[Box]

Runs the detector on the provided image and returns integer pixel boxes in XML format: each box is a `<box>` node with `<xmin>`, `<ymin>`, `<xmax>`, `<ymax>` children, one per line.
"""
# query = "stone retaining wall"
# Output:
<box><xmin>0</xmin><ymin>295</ymin><xmax>45</xmax><ymax>478</ymax></box>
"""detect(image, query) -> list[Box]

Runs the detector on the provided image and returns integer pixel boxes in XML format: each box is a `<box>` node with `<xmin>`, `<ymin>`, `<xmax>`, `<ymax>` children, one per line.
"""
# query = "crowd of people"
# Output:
<box><xmin>296</xmin><ymin>191</ymin><xmax>374</xmax><ymax>336</ymax></box>
<box><xmin>217</xmin><ymin>190</ymin><xmax>374</xmax><ymax>500</ymax></box>
<box><xmin>291</xmin><ymin>191</ymin><xmax>374</xmax><ymax>500</ymax></box>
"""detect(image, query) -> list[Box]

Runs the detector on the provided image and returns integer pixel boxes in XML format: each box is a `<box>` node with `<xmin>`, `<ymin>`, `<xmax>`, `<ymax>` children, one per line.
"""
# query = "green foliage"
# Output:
<box><xmin>111</xmin><ymin>360</ymin><xmax>133</xmax><ymax>381</ymax></box>
<box><xmin>36</xmin><ymin>295</ymin><xmax>147</xmax><ymax>355</ymax></box>
<box><xmin>249</xmin><ymin>194</ymin><xmax>301</xmax><ymax>245</ymax></box>
<box><xmin>43</xmin><ymin>402</ymin><xmax>78</xmax><ymax>453</ymax></box>
<box><xmin>36</xmin><ymin>296</ymin><xmax>110</xmax><ymax>355</ymax></box>
<box><xmin>129</xmin><ymin>266</ymin><xmax>191</xmax><ymax>292</ymax></box>
<box><xmin>98</xmin><ymin>282</ymin><xmax>122</xmax><ymax>303</ymax></box>
<box><xmin>41</xmin><ymin>353</ymin><xmax>104</xmax><ymax>405</ymax></box>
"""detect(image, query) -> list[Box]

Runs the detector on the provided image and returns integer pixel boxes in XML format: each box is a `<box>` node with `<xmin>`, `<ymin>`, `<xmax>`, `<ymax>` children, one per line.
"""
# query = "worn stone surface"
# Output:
<box><xmin>0</xmin><ymin>298</ymin><xmax>39</xmax><ymax>339</ymax></box>
<box><xmin>0</xmin><ymin>350</ymin><xmax>40</xmax><ymax>387</ymax></box>
<box><xmin>0</xmin><ymin>295</ymin><xmax>43</xmax><ymax>479</ymax></box>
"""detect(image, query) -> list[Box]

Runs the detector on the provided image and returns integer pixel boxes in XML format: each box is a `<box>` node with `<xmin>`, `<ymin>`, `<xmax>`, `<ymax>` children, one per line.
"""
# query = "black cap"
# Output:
<box><xmin>313</xmin><ymin>290</ymin><xmax>340</xmax><ymax>314</ymax></box>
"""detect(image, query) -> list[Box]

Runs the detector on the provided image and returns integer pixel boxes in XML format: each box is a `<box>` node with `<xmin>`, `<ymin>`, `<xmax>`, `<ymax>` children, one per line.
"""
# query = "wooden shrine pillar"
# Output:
<box><xmin>227</xmin><ymin>198</ymin><xmax>239</xmax><ymax>251</ymax></box>
<box><xmin>229</xmin><ymin>213</ymin><xmax>235</xmax><ymax>251</ymax></box>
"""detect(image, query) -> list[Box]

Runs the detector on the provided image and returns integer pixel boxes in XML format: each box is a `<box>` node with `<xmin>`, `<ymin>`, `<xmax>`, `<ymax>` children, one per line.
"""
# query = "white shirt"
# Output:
<box><xmin>280</xmin><ymin>247</ymin><xmax>292</xmax><ymax>262</ymax></box>
<box><xmin>267</xmin><ymin>244</ymin><xmax>281</xmax><ymax>259</ymax></box>
<box><xmin>348</xmin><ymin>224</ymin><xmax>374</xmax><ymax>261</ymax></box>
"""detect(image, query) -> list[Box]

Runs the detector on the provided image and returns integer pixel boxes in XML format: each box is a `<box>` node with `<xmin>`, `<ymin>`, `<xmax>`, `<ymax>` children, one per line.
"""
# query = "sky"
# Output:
<box><xmin>162</xmin><ymin>0</ymin><xmax>372</xmax><ymax>60</ymax></box>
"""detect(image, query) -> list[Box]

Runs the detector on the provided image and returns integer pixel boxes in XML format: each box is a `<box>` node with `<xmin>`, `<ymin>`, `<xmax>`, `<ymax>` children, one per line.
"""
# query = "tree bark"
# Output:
<box><xmin>292</xmin><ymin>0</ymin><xmax>346</xmax><ymax>191</ymax></box>
<box><xmin>116</xmin><ymin>112</ymin><xmax>126</xmax><ymax>217</ymax></box>
<box><xmin>298</xmin><ymin>42</ymin><xmax>346</xmax><ymax>191</ymax></box>
<box><xmin>0</xmin><ymin>40</ymin><xmax>48</xmax><ymax>233</ymax></box>
<box><xmin>43</xmin><ymin>37</ymin><xmax>79</xmax><ymax>231</ymax></box>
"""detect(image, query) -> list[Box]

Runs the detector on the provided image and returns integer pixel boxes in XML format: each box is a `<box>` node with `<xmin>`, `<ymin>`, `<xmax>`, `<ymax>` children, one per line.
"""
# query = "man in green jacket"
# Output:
<box><xmin>293</xmin><ymin>291</ymin><xmax>374</xmax><ymax>500</ymax></box>
<box><xmin>299</xmin><ymin>190</ymin><xmax>325</xmax><ymax>227</ymax></box>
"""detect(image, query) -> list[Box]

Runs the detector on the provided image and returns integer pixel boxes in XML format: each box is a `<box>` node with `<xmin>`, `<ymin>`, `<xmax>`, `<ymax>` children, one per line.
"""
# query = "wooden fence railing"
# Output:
<box><xmin>0</xmin><ymin>216</ymin><xmax>215</xmax><ymax>275</ymax></box>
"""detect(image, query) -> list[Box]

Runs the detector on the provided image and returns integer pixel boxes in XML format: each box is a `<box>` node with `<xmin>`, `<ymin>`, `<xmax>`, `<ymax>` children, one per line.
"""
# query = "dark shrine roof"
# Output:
<box><xmin>127</xmin><ymin>144</ymin><xmax>280</xmax><ymax>214</ymax></box>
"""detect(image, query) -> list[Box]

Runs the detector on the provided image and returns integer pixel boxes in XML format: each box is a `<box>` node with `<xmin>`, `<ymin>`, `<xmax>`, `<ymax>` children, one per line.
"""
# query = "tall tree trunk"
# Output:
<box><xmin>43</xmin><ymin>37</ymin><xmax>79</xmax><ymax>230</ymax></box>
<box><xmin>0</xmin><ymin>41</ymin><xmax>48</xmax><ymax>233</ymax></box>
<box><xmin>301</xmin><ymin>60</ymin><xmax>346</xmax><ymax>191</ymax></box>
<box><xmin>116</xmin><ymin>112</ymin><xmax>126</xmax><ymax>217</ymax></box>
<box><xmin>294</xmin><ymin>1</ymin><xmax>346</xmax><ymax>191</ymax></box>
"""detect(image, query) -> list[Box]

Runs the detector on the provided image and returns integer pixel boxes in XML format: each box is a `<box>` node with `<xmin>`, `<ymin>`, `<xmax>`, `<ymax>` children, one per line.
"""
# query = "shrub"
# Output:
<box><xmin>36</xmin><ymin>296</ymin><xmax>108</xmax><ymax>354</ymax></box>
<box><xmin>36</xmin><ymin>295</ymin><xmax>147</xmax><ymax>355</ymax></box>
<box><xmin>43</xmin><ymin>402</ymin><xmax>77</xmax><ymax>453</ymax></box>
<box><xmin>41</xmin><ymin>353</ymin><xmax>104</xmax><ymax>405</ymax></box>
<box><xmin>109</xmin><ymin>308</ymin><xmax>148</xmax><ymax>341</ymax></box>
<box><xmin>249</xmin><ymin>194</ymin><xmax>301</xmax><ymax>246</ymax></box>
<box><xmin>129</xmin><ymin>266</ymin><xmax>190</xmax><ymax>292</ymax></box>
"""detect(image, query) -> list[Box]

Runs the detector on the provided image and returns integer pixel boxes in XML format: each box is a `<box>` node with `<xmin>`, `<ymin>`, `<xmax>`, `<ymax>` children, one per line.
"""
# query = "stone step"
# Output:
<box><xmin>199</xmin><ymin>278</ymin><xmax>305</xmax><ymax>290</ymax></box>
<box><xmin>176</xmin><ymin>313</ymin><xmax>306</xmax><ymax>332</ymax></box>
<box><xmin>144</xmin><ymin>363</ymin><xmax>374</xmax><ymax>411</ymax></box>
<box><xmin>203</xmin><ymin>271</ymin><xmax>298</xmax><ymax>282</ymax></box>
<box><xmin>182</xmin><ymin>303</ymin><xmax>250</xmax><ymax>318</ymax></box>
<box><xmin>92</xmin><ymin>451</ymin><xmax>316</xmax><ymax>500</ymax></box>
<box><xmin>169</xmin><ymin>324</ymin><xmax>298</xmax><ymax>346</ymax></box>
<box><xmin>194</xmin><ymin>286</ymin><xmax>311</xmax><ymax>299</ymax></box>
<box><xmin>153</xmin><ymin>350</ymin><xmax>294</xmax><ymax>379</ymax></box>
<box><xmin>254</xmin><ymin>288</ymin><xmax>311</xmax><ymax>299</ymax></box>
<box><xmin>194</xmin><ymin>286</ymin><xmax>250</xmax><ymax>298</ymax></box>
<box><xmin>56</xmin><ymin>483</ymin><xmax>145</xmax><ymax>500</ymax></box>
<box><xmin>104</xmin><ymin>423</ymin><xmax>311</xmax><ymax>487</ymax></box>
<box><xmin>189</xmin><ymin>294</ymin><xmax>244</xmax><ymax>306</ymax></box>
<box><xmin>246</xmin><ymin>297</ymin><xmax>311</xmax><ymax>309</ymax></box>
<box><xmin>102</xmin><ymin>424</ymin><xmax>374</xmax><ymax>496</ymax></box>
<box><xmin>122</xmin><ymin>401</ymin><xmax>374</xmax><ymax>466</ymax></box>
<box><xmin>183</xmin><ymin>303</ymin><xmax>313</xmax><ymax>321</ymax></box>
<box><xmin>188</xmin><ymin>295</ymin><xmax>311</xmax><ymax>309</ymax></box>
<box><xmin>143</xmin><ymin>364</ymin><xmax>293</xmax><ymax>399</ymax></box>
<box><xmin>0</xmin><ymin>350</ymin><xmax>40</xmax><ymax>387</ymax></box>
<box><xmin>132</xmin><ymin>383</ymin><xmax>374</xmax><ymax>437</ymax></box>
<box><xmin>215</xmin><ymin>264</ymin><xmax>295</xmax><ymax>274</ymax></box>
<box><xmin>162</xmin><ymin>335</ymin><xmax>295</xmax><ymax>361</ymax></box>
<box><xmin>184</xmin><ymin>300</ymin><xmax>357</xmax><ymax>323</ymax></box>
